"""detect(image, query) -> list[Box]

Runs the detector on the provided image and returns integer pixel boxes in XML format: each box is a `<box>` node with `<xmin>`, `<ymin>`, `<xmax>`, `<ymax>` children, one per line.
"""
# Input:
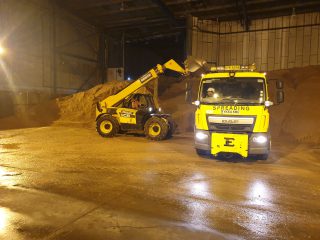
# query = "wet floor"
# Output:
<box><xmin>0</xmin><ymin>126</ymin><xmax>319</xmax><ymax>239</ymax></box>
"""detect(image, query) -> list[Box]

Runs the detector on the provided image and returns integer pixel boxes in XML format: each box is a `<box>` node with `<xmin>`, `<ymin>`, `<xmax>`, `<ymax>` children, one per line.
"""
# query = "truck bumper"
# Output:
<box><xmin>194</xmin><ymin>130</ymin><xmax>270</xmax><ymax>157</ymax></box>
<box><xmin>248</xmin><ymin>133</ymin><xmax>271</xmax><ymax>155</ymax></box>
<box><xmin>194</xmin><ymin>130</ymin><xmax>211</xmax><ymax>151</ymax></box>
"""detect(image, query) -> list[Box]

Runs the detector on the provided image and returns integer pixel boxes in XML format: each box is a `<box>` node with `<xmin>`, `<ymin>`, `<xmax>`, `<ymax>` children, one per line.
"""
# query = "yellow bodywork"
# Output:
<box><xmin>211</xmin><ymin>133</ymin><xmax>248</xmax><ymax>157</ymax></box>
<box><xmin>195</xmin><ymin>70</ymin><xmax>270</xmax><ymax>157</ymax></box>
<box><xmin>116</xmin><ymin>108</ymin><xmax>137</xmax><ymax>124</ymax></box>
<box><xmin>195</xmin><ymin>105</ymin><xmax>270</xmax><ymax>132</ymax></box>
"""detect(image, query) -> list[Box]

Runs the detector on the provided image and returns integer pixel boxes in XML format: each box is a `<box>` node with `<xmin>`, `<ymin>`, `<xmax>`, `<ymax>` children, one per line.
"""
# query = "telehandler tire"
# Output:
<box><xmin>144</xmin><ymin>117</ymin><xmax>168</xmax><ymax>141</ymax></box>
<box><xmin>96</xmin><ymin>115</ymin><xmax>119</xmax><ymax>138</ymax></box>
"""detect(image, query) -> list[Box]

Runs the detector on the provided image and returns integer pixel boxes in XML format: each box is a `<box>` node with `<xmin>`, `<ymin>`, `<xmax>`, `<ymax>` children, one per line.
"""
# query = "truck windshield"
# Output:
<box><xmin>200</xmin><ymin>78</ymin><xmax>265</xmax><ymax>104</ymax></box>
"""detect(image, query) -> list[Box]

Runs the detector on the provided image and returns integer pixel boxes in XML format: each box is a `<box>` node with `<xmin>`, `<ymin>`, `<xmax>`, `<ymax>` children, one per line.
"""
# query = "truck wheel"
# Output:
<box><xmin>196</xmin><ymin>149</ymin><xmax>210</xmax><ymax>156</ymax></box>
<box><xmin>144</xmin><ymin>117</ymin><xmax>168</xmax><ymax>141</ymax></box>
<box><xmin>166</xmin><ymin>119</ymin><xmax>176</xmax><ymax>139</ymax></box>
<box><xmin>256</xmin><ymin>154</ymin><xmax>269</xmax><ymax>160</ymax></box>
<box><xmin>96</xmin><ymin>115</ymin><xmax>119</xmax><ymax>138</ymax></box>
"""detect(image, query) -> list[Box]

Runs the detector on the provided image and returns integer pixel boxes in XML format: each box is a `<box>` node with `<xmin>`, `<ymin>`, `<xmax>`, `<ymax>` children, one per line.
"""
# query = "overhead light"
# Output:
<box><xmin>291</xmin><ymin>7</ymin><xmax>296</xmax><ymax>17</ymax></box>
<box><xmin>0</xmin><ymin>46</ymin><xmax>6</xmax><ymax>56</ymax></box>
<box><xmin>120</xmin><ymin>1</ymin><xmax>124</xmax><ymax>11</ymax></box>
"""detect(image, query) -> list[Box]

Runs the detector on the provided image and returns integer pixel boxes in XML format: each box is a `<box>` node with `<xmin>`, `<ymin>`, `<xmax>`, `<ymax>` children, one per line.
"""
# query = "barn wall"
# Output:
<box><xmin>189</xmin><ymin>12</ymin><xmax>320</xmax><ymax>71</ymax></box>
<box><xmin>0</xmin><ymin>0</ymin><xmax>100</xmax><ymax>117</ymax></box>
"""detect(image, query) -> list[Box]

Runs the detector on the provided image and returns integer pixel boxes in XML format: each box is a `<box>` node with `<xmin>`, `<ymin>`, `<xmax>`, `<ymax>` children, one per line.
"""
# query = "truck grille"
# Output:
<box><xmin>207</xmin><ymin>115</ymin><xmax>256</xmax><ymax>133</ymax></box>
<box><xmin>209</xmin><ymin>123</ymin><xmax>253</xmax><ymax>132</ymax></box>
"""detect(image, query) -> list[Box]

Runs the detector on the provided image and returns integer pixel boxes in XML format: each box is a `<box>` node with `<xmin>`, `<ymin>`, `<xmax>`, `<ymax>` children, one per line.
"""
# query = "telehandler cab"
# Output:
<box><xmin>96</xmin><ymin>59</ymin><xmax>194</xmax><ymax>141</ymax></box>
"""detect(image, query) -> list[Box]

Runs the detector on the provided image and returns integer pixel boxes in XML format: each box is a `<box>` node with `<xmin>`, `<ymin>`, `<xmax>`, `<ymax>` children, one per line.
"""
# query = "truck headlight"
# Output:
<box><xmin>195</xmin><ymin>132</ymin><xmax>208</xmax><ymax>140</ymax></box>
<box><xmin>252</xmin><ymin>135</ymin><xmax>267</xmax><ymax>144</ymax></box>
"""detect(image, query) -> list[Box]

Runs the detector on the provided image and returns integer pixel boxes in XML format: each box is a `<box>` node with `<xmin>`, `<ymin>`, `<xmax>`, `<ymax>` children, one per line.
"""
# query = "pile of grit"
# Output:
<box><xmin>0</xmin><ymin>66</ymin><xmax>319</xmax><ymax>144</ymax></box>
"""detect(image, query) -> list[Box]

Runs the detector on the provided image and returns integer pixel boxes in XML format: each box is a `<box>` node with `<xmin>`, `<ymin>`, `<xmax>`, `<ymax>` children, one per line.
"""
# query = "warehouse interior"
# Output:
<box><xmin>0</xmin><ymin>0</ymin><xmax>320</xmax><ymax>239</ymax></box>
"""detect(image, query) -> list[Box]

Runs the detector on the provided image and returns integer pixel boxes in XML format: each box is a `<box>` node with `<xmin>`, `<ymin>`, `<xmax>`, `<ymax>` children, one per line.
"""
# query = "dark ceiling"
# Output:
<box><xmin>56</xmin><ymin>0</ymin><xmax>320</xmax><ymax>41</ymax></box>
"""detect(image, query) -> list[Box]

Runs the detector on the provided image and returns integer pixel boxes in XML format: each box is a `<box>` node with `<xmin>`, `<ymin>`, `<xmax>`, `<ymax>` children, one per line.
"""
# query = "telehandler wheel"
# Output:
<box><xmin>96</xmin><ymin>115</ymin><xmax>119</xmax><ymax>138</ymax></box>
<box><xmin>144</xmin><ymin>117</ymin><xmax>169</xmax><ymax>141</ymax></box>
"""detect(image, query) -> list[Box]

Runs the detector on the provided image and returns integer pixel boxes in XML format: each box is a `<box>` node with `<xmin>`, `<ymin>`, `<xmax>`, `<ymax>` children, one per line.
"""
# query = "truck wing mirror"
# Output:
<box><xmin>276</xmin><ymin>80</ymin><xmax>284</xmax><ymax>89</ymax></box>
<box><xmin>276</xmin><ymin>90</ymin><xmax>284</xmax><ymax>104</ymax></box>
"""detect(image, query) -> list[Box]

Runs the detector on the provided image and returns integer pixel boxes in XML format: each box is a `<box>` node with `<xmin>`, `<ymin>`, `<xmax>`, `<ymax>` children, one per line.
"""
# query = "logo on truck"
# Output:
<box><xmin>224</xmin><ymin>137</ymin><xmax>235</xmax><ymax>147</ymax></box>
<box><xmin>139</xmin><ymin>72</ymin><xmax>152</xmax><ymax>83</ymax></box>
<box><xmin>213</xmin><ymin>106</ymin><xmax>250</xmax><ymax>114</ymax></box>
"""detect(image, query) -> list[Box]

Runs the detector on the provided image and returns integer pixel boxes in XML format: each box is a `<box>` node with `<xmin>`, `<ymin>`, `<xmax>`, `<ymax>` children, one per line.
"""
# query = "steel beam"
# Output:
<box><xmin>52</xmin><ymin>2</ymin><xmax>57</xmax><ymax>97</ymax></box>
<box><xmin>103</xmin><ymin>17</ymin><xmax>169</xmax><ymax>30</ymax></box>
<box><xmin>151</xmin><ymin>0</ymin><xmax>178</xmax><ymax>26</ymax></box>
<box><xmin>98</xmin><ymin>32</ymin><xmax>107</xmax><ymax>83</ymax></box>
<box><xmin>240</xmin><ymin>0</ymin><xmax>249</xmax><ymax>31</ymax></box>
<box><xmin>196</xmin><ymin>1</ymin><xmax>320</xmax><ymax>21</ymax></box>
<box><xmin>78</xmin><ymin>67</ymin><xmax>98</xmax><ymax>91</ymax></box>
<box><xmin>70</xmin><ymin>0</ymin><xmax>133</xmax><ymax>10</ymax></box>
<box><xmin>57</xmin><ymin>50</ymin><xmax>97</xmax><ymax>63</ymax></box>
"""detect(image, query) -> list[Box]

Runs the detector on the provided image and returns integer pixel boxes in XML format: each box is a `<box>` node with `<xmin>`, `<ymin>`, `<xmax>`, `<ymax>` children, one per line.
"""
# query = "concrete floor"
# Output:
<box><xmin>0</xmin><ymin>126</ymin><xmax>319</xmax><ymax>240</ymax></box>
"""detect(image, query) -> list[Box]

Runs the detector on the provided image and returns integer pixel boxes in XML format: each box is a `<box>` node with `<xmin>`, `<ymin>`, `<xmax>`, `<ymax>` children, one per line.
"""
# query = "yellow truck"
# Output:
<box><xmin>189</xmin><ymin>64</ymin><xmax>284</xmax><ymax>159</ymax></box>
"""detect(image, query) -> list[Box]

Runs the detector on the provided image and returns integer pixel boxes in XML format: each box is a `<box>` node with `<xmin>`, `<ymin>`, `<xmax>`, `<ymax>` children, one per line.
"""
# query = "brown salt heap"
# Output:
<box><xmin>0</xmin><ymin>81</ymin><xmax>128</xmax><ymax>129</ymax></box>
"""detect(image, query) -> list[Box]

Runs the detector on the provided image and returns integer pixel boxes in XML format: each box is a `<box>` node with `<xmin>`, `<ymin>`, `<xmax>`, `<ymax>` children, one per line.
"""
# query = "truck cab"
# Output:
<box><xmin>193</xmin><ymin>65</ymin><xmax>283</xmax><ymax>159</ymax></box>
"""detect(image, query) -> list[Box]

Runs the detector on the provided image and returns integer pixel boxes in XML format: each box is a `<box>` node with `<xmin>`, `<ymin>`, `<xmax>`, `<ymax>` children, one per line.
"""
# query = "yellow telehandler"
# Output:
<box><xmin>96</xmin><ymin>59</ymin><xmax>189</xmax><ymax>140</ymax></box>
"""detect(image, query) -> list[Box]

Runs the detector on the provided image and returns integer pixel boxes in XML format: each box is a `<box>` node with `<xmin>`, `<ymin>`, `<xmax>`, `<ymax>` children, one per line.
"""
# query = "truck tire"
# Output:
<box><xmin>166</xmin><ymin>119</ymin><xmax>176</xmax><ymax>139</ymax></box>
<box><xmin>96</xmin><ymin>115</ymin><xmax>119</xmax><ymax>138</ymax></box>
<box><xmin>196</xmin><ymin>149</ymin><xmax>210</xmax><ymax>156</ymax></box>
<box><xmin>256</xmin><ymin>154</ymin><xmax>269</xmax><ymax>160</ymax></box>
<box><xmin>144</xmin><ymin>117</ymin><xmax>168</xmax><ymax>141</ymax></box>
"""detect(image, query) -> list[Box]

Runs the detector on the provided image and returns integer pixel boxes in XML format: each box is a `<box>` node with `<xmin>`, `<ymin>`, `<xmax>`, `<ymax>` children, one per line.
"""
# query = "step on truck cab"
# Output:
<box><xmin>191</xmin><ymin>64</ymin><xmax>284</xmax><ymax>159</ymax></box>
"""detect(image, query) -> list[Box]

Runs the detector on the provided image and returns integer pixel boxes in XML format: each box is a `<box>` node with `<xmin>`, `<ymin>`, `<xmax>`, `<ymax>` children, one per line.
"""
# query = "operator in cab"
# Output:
<box><xmin>131</xmin><ymin>96</ymin><xmax>140</xmax><ymax>109</ymax></box>
<box><xmin>202</xmin><ymin>87</ymin><xmax>220</xmax><ymax>103</ymax></box>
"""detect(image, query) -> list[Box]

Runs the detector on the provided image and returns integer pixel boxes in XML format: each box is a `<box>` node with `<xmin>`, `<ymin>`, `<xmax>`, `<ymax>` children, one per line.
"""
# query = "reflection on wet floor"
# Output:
<box><xmin>0</xmin><ymin>208</ymin><xmax>7</xmax><ymax>232</ymax></box>
<box><xmin>247</xmin><ymin>180</ymin><xmax>272</xmax><ymax>207</ymax></box>
<box><xmin>188</xmin><ymin>181</ymin><xmax>211</xmax><ymax>199</ymax></box>
<box><xmin>0</xmin><ymin>167</ymin><xmax>20</xmax><ymax>187</ymax></box>
<box><xmin>0</xmin><ymin>207</ymin><xmax>12</xmax><ymax>239</ymax></box>
<box><xmin>0</xmin><ymin>144</ymin><xmax>20</xmax><ymax>150</ymax></box>
<box><xmin>244</xmin><ymin>209</ymin><xmax>272</xmax><ymax>236</ymax></box>
<box><xmin>181</xmin><ymin>173</ymin><xmax>278</xmax><ymax>236</ymax></box>
<box><xmin>183</xmin><ymin>173</ymin><xmax>213</xmax><ymax>226</ymax></box>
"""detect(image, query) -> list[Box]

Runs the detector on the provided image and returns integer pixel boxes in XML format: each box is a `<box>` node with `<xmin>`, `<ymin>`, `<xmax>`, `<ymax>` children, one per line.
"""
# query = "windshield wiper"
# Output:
<box><xmin>220</xmin><ymin>97</ymin><xmax>245</xmax><ymax>103</ymax></box>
